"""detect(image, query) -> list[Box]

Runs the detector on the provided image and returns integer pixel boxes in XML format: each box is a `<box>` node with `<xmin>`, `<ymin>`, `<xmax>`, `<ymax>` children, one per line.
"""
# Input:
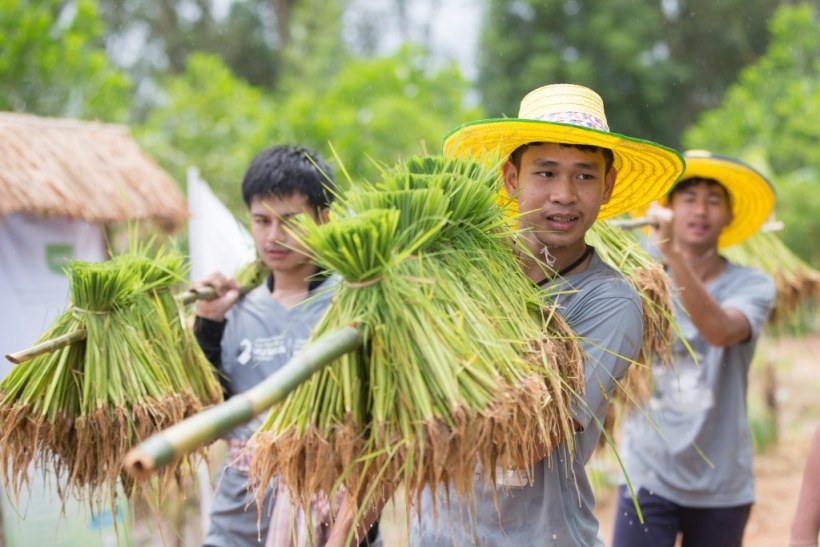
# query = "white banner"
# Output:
<box><xmin>0</xmin><ymin>213</ymin><xmax>107</xmax><ymax>380</ymax></box>
<box><xmin>187</xmin><ymin>167</ymin><xmax>256</xmax><ymax>282</ymax></box>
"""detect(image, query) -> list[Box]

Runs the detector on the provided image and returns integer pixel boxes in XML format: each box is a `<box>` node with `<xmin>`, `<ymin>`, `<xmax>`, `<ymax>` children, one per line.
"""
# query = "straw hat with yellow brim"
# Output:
<box><xmin>442</xmin><ymin>83</ymin><xmax>685</xmax><ymax>220</ymax></box>
<box><xmin>634</xmin><ymin>150</ymin><xmax>776</xmax><ymax>249</ymax></box>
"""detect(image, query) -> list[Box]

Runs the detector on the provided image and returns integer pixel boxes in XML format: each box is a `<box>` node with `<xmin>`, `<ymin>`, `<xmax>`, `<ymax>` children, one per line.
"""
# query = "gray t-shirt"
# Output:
<box><xmin>220</xmin><ymin>275</ymin><xmax>336</xmax><ymax>440</ymax></box>
<box><xmin>620</xmin><ymin>260</ymin><xmax>775</xmax><ymax>507</ymax></box>
<box><xmin>205</xmin><ymin>275</ymin><xmax>337</xmax><ymax>547</ymax></box>
<box><xmin>410</xmin><ymin>250</ymin><xmax>643</xmax><ymax>547</ymax></box>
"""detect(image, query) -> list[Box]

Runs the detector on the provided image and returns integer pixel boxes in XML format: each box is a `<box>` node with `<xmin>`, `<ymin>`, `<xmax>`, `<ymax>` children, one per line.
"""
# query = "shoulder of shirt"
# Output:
<box><xmin>559</xmin><ymin>253</ymin><xmax>642</xmax><ymax>310</ymax></box>
<box><xmin>723</xmin><ymin>259</ymin><xmax>776</xmax><ymax>287</ymax></box>
<box><xmin>316</xmin><ymin>273</ymin><xmax>342</xmax><ymax>290</ymax></box>
<box><xmin>568</xmin><ymin>252</ymin><xmax>638</xmax><ymax>293</ymax></box>
<box><xmin>307</xmin><ymin>274</ymin><xmax>340</xmax><ymax>302</ymax></box>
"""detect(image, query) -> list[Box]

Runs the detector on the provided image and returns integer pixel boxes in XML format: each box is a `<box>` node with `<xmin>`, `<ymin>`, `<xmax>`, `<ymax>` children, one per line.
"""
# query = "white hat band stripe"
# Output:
<box><xmin>534</xmin><ymin>111</ymin><xmax>610</xmax><ymax>132</ymax></box>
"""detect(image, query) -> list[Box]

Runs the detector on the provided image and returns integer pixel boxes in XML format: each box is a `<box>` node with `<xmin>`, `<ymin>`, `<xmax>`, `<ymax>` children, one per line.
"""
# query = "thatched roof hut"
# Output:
<box><xmin>0</xmin><ymin>112</ymin><xmax>187</xmax><ymax>232</ymax></box>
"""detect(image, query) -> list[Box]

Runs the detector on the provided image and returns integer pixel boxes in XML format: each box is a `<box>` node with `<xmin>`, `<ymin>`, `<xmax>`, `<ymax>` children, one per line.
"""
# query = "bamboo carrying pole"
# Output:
<box><xmin>123</xmin><ymin>325</ymin><xmax>362</xmax><ymax>479</ymax></box>
<box><xmin>4</xmin><ymin>286</ymin><xmax>219</xmax><ymax>364</ymax></box>
<box><xmin>4</xmin><ymin>329</ymin><xmax>87</xmax><ymax>364</ymax></box>
<box><xmin>609</xmin><ymin>217</ymin><xmax>658</xmax><ymax>230</ymax></box>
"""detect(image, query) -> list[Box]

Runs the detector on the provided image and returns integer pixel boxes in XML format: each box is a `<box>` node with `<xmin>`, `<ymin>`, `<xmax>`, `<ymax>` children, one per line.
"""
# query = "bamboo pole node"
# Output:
<box><xmin>177</xmin><ymin>286</ymin><xmax>218</xmax><ymax>306</ymax></box>
<box><xmin>122</xmin><ymin>439</ymin><xmax>165</xmax><ymax>481</ymax></box>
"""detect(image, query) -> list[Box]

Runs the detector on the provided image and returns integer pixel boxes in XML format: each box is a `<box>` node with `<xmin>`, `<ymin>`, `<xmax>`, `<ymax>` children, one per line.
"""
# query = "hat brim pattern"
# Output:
<box><xmin>442</xmin><ymin>118</ymin><xmax>685</xmax><ymax>220</ymax></box>
<box><xmin>653</xmin><ymin>156</ymin><xmax>776</xmax><ymax>249</ymax></box>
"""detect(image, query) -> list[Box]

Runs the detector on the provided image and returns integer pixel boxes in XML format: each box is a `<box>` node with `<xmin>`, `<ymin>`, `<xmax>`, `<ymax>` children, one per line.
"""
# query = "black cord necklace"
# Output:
<box><xmin>535</xmin><ymin>244</ymin><xmax>593</xmax><ymax>287</ymax></box>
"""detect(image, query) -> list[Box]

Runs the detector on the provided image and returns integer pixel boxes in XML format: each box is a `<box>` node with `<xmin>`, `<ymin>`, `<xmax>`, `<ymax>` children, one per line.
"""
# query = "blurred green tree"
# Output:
<box><xmin>135</xmin><ymin>53</ymin><xmax>281</xmax><ymax>213</ymax></box>
<box><xmin>280</xmin><ymin>45</ymin><xmax>483</xmax><ymax>185</ymax></box>
<box><xmin>683</xmin><ymin>4</ymin><xmax>820</xmax><ymax>175</ymax></box>
<box><xmin>99</xmin><ymin>0</ymin><xmax>282</xmax><ymax>88</ymax></box>
<box><xmin>478</xmin><ymin>0</ymin><xmax>787</xmax><ymax>149</ymax></box>
<box><xmin>0</xmin><ymin>0</ymin><xmax>132</xmax><ymax>120</ymax></box>
<box><xmin>683</xmin><ymin>4</ymin><xmax>820</xmax><ymax>266</ymax></box>
<box><xmin>136</xmin><ymin>48</ymin><xmax>482</xmax><ymax>213</ymax></box>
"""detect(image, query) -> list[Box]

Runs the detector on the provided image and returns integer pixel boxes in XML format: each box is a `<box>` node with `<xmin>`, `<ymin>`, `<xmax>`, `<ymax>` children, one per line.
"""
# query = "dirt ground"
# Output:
<box><xmin>123</xmin><ymin>332</ymin><xmax>820</xmax><ymax>546</ymax></box>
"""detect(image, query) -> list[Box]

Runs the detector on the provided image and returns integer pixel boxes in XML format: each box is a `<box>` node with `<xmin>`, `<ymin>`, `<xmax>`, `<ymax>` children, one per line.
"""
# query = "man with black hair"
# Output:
<box><xmin>613</xmin><ymin>152</ymin><xmax>777</xmax><ymax>547</ymax></box>
<box><xmin>193</xmin><ymin>145</ymin><xmax>380</xmax><ymax>547</ymax></box>
<box><xmin>327</xmin><ymin>84</ymin><xmax>684</xmax><ymax>547</ymax></box>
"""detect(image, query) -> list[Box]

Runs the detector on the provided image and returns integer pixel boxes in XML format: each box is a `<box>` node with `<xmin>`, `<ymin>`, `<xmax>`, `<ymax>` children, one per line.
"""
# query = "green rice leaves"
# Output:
<box><xmin>248</xmin><ymin>156</ymin><xmax>584</xmax><ymax>534</ymax></box>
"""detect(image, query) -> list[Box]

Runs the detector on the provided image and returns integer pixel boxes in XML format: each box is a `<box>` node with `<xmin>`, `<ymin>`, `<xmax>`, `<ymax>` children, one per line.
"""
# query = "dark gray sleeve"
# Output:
<box><xmin>194</xmin><ymin>316</ymin><xmax>233</xmax><ymax>396</ymax></box>
<box><xmin>193</xmin><ymin>316</ymin><xmax>226</xmax><ymax>370</ymax></box>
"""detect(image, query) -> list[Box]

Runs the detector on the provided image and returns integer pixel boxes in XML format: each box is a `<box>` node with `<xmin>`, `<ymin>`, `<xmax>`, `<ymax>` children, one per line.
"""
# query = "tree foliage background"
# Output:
<box><xmin>683</xmin><ymin>3</ymin><xmax>820</xmax><ymax>265</ymax></box>
<box><xmin>0</xmin><ymin>0</ymin><xmax>132</xmax><ymax>120</ymax></box>
<box><xmin>2</xmin><ymin>0</ymin><xmax>819</xmax><ymax>264</ymax></box>
<box><xmin>478</xmin><ymin>0</ymin><xmax>789</xmax><ymax>150</ymax></box>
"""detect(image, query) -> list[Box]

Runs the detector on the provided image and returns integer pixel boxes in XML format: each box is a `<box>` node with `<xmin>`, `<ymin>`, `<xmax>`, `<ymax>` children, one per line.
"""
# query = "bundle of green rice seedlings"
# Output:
<box><xmin>0</xmin><ymin>295</ymin><xmax>92</xmax><ymax>498</ymax></box>
<box><xmin>1</xmin><ymin>261</ymin><xmax>146</xmax><ymax>505</ymax></box>
<box><xmin>248</xmin><ymin>157</ymin><xmax>583</xmax><ymax>529</ymax></box>
<box><xmin>587</xmin><ymin>220</ymin><xmax>675</xmax><ymax>369</ymax></box>
<box><xmin>0</xmin><ymin>249</ymin><xmax>222</xmax><ymax>514</ymax></box>
<box><xmin>723</xmin><ymin>230</ymin><xmax>820</xmax><ymax>333</ymax></box>
<box><xmin>127</xmin><ymin>249</ymin><xmax>223</xmax><ymax>412</ymax></box>
<box><xmin>396</xmin><ymin>158</ymin><xmax>667</xmax><ymax>446</ymax></box>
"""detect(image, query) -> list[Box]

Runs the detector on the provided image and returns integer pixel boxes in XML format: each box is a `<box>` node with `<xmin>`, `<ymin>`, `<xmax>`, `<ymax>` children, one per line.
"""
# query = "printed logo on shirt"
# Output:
<box><xmin>652</xmin><ymin>356</ymin><xmax>714</xmax><ymax>414</ymax></box>
<box><xmin>235</xmin><ymin>335</ymin><xmax>288</xmax><ymax>365</ymax></box>
<box><xmin>237</xmin><ymin>338</ymin><xmax>252</xmax><ymax>365</ymax></box>
<box><xmin>497</xmin><ymin>468</ymin><xmax>529</xmax><ymax>489</ymax></box>
<box><xmin>45</xmin><ymin>244</ymin><xmax>74</xmax><ymax>275</ymax></box>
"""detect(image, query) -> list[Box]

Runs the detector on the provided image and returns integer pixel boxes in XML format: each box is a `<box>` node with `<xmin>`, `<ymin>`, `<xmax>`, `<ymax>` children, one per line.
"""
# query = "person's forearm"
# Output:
<box><xmin>326</xmin><ymin>491</ymin><xmax>386</xmax><ymax>547</ymax></box>
<box><xmin>663</xmin><ymin>248</ymin><xmax>749</xmax><ymax>346</ymax></box>
<box><xmin>790</xmin><ymin>425</ymin><xmax>820</xmax><ymax>545</ymax></box>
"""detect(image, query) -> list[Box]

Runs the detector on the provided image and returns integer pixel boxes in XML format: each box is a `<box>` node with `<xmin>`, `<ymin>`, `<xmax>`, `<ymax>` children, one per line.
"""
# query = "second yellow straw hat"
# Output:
<box><xmin>649</xmin><ymin>150</ymin><xmax>776</xmax><ymax>249</ymax></box>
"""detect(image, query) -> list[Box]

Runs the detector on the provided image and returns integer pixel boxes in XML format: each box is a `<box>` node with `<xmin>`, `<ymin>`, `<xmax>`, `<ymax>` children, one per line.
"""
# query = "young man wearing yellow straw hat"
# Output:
<box><xmin>612</xmin><ymin>151</ymin><xmax>777</xmax><ymax>547</ymax></box>
<box><xmin>326</xmin><ymin>83</ymin><xmax>684</xmax><ymax>547</ymax></box>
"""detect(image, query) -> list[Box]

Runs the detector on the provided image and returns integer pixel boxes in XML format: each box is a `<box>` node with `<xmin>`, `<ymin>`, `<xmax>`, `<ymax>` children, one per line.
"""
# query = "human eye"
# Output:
<box><xmin>281</xmin><ymin>213</ymin><xmax>300</xmax><ymax>226</ymax></box>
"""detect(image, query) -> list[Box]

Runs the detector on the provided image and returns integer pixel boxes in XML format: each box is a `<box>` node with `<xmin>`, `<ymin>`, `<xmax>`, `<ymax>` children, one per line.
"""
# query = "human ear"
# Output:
<box><xmin>502</xmin><ymin>161</ymin><xmax>520</xmax><ymax>196</ymax></box>
<box><xmin>319</xmin><ymin>207</ymin><xmax>331</xmax><ymax>224</ymax></box>
<box><xmin>723</xmin><ymin>208</ymin><xmax>734</xmax><ymax>228</ymax></box>
<box><xmin>601</xmin><ymin>167</ymin><xmax>617</xmax><ymax>205</ymax></box>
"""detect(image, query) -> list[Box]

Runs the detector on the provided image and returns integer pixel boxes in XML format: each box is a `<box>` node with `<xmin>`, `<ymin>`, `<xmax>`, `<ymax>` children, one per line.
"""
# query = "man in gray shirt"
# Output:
<box><xmin>326</xmin><ymin>83</ymin><xmax>684</xmax><ymax>547</ymax></box>
<box><xmin>613</xmin><ymin>151</ymin><xmax>777</xmax><ymax>547</ymax></box>
<box><xmin>193</xmin><ymin>145</ymin><xmax>342</xmax><ymax>547</ymax></box>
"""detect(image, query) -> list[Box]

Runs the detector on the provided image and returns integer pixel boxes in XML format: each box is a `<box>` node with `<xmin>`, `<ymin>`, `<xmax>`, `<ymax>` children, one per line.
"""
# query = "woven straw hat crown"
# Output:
<box><xmin>518</xmin><ymin>84</ymin><xmax>610</xmax><ymax>130</ymax></box>
<box><xmin>443</xmin><ymin>83</ymin><xmax>685</xmax><ymax>220</ymax></box>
